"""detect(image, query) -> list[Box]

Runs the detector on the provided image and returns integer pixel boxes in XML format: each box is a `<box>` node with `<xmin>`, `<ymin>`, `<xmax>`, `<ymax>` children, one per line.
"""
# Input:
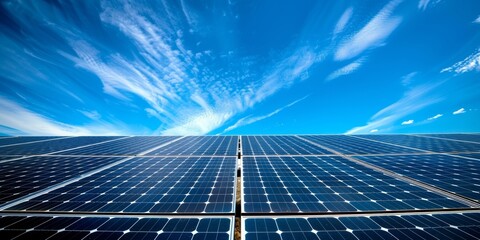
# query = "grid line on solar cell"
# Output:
<box><xmin>148</xmin><ymin>136</ymin><xmax>238</xmax><ymax>156</ymax></box>
<box><xmin>243</xmin><ymin>212</ymin><xmax>480</xmax><ymax>240</ymax></box>
<box><xmin>356</xmin><ymin>135</ymin><xmax>480</xmax><ymax>153</ymax></box>
<box><xmin>242</xmin><ymin>156</ymin><xmax>469</xmax><ymax>214</ymax></box>
<box><xmin>0</xmin><ymin>136</ymin><xmax>67</xmax><ymax>147</ymax></box>
<box><xmin>301</xmin><ymin>135</ymin><xmax>423</xmax><ymax>155</ymax></box>
<box><xmin>8</xmin><ymin>157</ymin><xmax>237</xmax><ymax>214</ymax></box>
<box><xmin>241</xmin><ymin>136</ymin><xmax>332</xmax><ymax>155</ymax></box>
<box><xmin>0</xmin><ymin>156</ymin><xmax>125</xmax><ymax>205</ymax></box>
<box><xmin>0</xmin><ymin>136</ymin><xmax>123</xmax><ymax>155</ymax></box>
<box><xmin>357</xmin><ymin>154</ymin><xmax>480</xmax><ymax>202</ymax></box>
<box><xmin>0</xmin><ymin>215</ymin><xmax>233</xmax><ymax>240</ymax></box>
<box><xmin>58</xmin><ymin>136</ymin><xmax>179</xmax><ymax>156</ymax></box>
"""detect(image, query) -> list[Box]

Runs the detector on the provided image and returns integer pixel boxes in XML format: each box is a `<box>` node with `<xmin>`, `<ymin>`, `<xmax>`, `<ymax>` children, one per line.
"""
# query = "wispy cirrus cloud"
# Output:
<box><xmin>334</xmin><ymin>0</ymin><xmax>403</xmax><ymax>61</ymax></box>
<box><xmin>401</xmin><ymin>72</ymin><xmax>417</xmax><ymax>86</ymax></box>
<box><xmin>0</xmin><ymin>96</ymin><xmax>123</xmax><ymax>136</ymax></box>
<box><xmin>474</xmin><ymin>16</ymin><xmax>480</xmax><ymax>24</ymax></box>
<box><xmin>418</xmin><ymin>0</ymin><xmax>441</xmax><ymax>11</ymax></box>
<box><xmin>0</xmin><ymin>0</ymin><xmax>328</xmax><ymax>136</ymax></box>
<box><xmin>222</xmin><ymin>96</ymin><xmax>308</xmax><ymax>133</ymax></box>
<box><xmin>453</xmin><ymin>108</ymin><xmax>466</xmax><ymax>115</ymax></box>
<box><xmin>441</xmin><ymin>49</ymin><xmax>480</xmax><ymax>74</ymax></box>
<box><xmin>427</xmin><ymin>114</ymin><xmax>443</xmax><ymax>120</ymax></box>
<box><xmin>333</xmin><ymin>7</ymin><xmax>353</xmax><ymax>39</ymax></box>
<box><xmin>401</xmin><ymin>119</ymin><xmax>414</xmax><ymax>125</ymax></box>
<box><xmin>346</xmin><ymin>81</ymin><xmax>443</xmax><ymax>134</ymax></box>
<box><xmin>325</xmin><ymin>57</ymin><xmax>365</xmax><ymax>82</ymax></box>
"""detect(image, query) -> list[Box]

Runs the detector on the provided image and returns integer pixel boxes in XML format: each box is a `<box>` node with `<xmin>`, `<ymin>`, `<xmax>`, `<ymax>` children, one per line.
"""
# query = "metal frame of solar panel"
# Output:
<box><xmin>2</xmin><ymin>134</ymin><xmax>480</xmax><ymax>240</ymax></box>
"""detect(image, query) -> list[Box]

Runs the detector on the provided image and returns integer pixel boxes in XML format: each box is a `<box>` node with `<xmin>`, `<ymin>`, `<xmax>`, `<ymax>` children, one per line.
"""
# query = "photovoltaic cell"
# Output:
<box><xmin>301</xmin><ymin>135</ymin><xmax>421</xmax><ymax>154</ymax></box>
<box><xmin>241</xmin><ymin>136</ymin><xmax>332</xmax><ymax>155</ymax></box>
<box><xmin>243</xmin><ymin>213</ymin><xmax>480</xmax><ymax>240</ymax></box>
<box><xmin>149</xmin><ymin>136</ymin><xmax>238</xmax><ymax>156</ymax></box>
<box><xmin>0</xmin><ymin>215</ymin><xmax>233</xmax><ymax>240</ymax></box>
<box><xmin>0</xmin><ymin>156</ymin><xmax>124</xmax><ymax>205</ymax></box>
<box><xmin>357</xmin><ymin>154</ymin><xmax>480</xmax><ymax>201</ymax></box>
<box><xmin>0</xmin><ymin>137</ymin><xmax>61</xmax><ymax>147</ymax></box>
<box><xmin>424</xmin><ymin>134</ymin><xmax>480</xmax><ymax>143</ymax></box>
<box><xmin>242</xmin><ymin>156</ymin><xmax>468</xmax><ymax>213</ymax></box>
<box><xmin>357</xmin><ymin>135</ymin><xmax>480</xmax><ymax>153</ymax></box>
<box><xmin>9</xmin><ymin>156</ymin><xmax>236</xmax><ymax>213</ymax></box>
<box><xmin>0</xmin><ymin>136</ymin><xmax>121</xmax><ymax>155</ymax></box>
<box><xmin>58</xmin><ymin>136</ymin><xmax>178</xmax><ymax>155</ymax></box>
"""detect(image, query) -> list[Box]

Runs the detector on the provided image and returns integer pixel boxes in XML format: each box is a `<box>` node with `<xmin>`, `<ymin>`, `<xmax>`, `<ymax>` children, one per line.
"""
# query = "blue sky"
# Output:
<box><xmin>0</xmin><ymin>0</ymin><xmax>479</xmax><ymax>136</ymax></box>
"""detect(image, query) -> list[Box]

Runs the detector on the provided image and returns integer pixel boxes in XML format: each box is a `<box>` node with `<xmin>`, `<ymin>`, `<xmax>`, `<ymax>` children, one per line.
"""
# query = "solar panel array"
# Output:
<box><xmin>1</xmin><ymin>134</ymin><xmax>480</xmax><ymax>240</ymax></box>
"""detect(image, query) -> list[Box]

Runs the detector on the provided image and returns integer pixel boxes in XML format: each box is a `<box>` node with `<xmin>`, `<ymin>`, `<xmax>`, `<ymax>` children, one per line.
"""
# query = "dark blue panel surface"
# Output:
<box><xmin>358</xmin><ymin>154</ymin><xmax>480</xmax><ymax>201</ymax></box>
<box><xmin>242</xmin><ymin>136</ymin><xmax>332</xmax><ymax>155</ymax></box>
<box><xmin>301</xmin><ymin>135</ymin><xmax>421</xmax><ymax>154</ymax></box>
<box><xmin>0</xmin><ymin>215</ymin><xmax>233</xmax><ymax>240</ymax></box>
<box><xmin>0</xmin><ymin>136</ymin><xmax>121</xmax><ymax>155</ymax></box>
<box><xmin>242</xmin><ymin>156</ymin><xmax>469</xmax><ymax>213</ymax></box>
<box><xmin>9</xmin><ymin>157</ymin><xmax>236</xmax><ymax>213</ymax></box>
<box><xmin>0</xmin><ymin>136</ymin><xmax>61</xmax><ymax>147</ymax></box>
<box><xmin>59</xmin><ymin>136</ymin><xmax>178</xmax><ymax>155</ymax></box>
<box><xmin>149</xmin><ymin>136</ymin><xmax>238</xmax><ymax>156</ymax></box>
<box><xmin>244</xmin><ymin>213</ymin><xmax>480</xmax><ymax>240</ymax></box>
<box><xmin>424</xmin><ymin>134</ymin><xmax>480</xmax><ymax>143</ymax></box>
<box><xmin>357</xmin><ymin>135</ymin><xmax>480</xmax><ymax>153</ymax></box>
<box><xmin>0</xmin><ymin>156</ymin><xmax>123</xmax><ymax>204</ymax></box>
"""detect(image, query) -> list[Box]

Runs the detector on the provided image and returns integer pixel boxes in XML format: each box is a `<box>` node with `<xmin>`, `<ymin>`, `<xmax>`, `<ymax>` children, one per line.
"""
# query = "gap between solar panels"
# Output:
<box><xmin>296</xmin><ymin>136</ymin><xmax>480</xmax><ymax>209</ymax></box>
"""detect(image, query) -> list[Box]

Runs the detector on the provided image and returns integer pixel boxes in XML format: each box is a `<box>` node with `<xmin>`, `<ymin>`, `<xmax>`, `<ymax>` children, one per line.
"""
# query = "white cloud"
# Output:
<box><xmin>401</xmin><ymin>72</ymin><xmax>417</xmax><ymax>86</ymax></box>
<box><xmin>474</xmin><ymin>16</ymin><xmax>480</xmax><ymax>23</ymax></box>
<box><xmin>325</xmin><ymin>58</ymin><xmax>364</xmax><ymax>82</ymax></box>
<box><xmin>453</xmin><ymin>108</ymin><xmax>466</xmax><ymax>115</ymax></box>
<box><xmin>79</xmin><ymin>110</ymin><xmax>101</xmax><ymax>121</ymax></box>
<box><xmin>427</xmin><ymin>114</ymin><xmax>443</xmax><ymax>120</ymax></box>
<box><xmin>418</xmin><ymin>0</ymin><xmax>430</xmax><ymax>10</ymax></box>
<box><xmin>0</xmin><ymin>96</ymin><xmax>123</xmax><ymax>136</ymax></box>
<box><xmin>370</xmin><ymin>129</ymin><xmax>379</xmax><ymax>133</ymax></box>
<box><xmin>222</xmin><ymin>96</ymin><xmax>308</xmax><ymax>133</ymax></box>
<box><xmin>418</xmin><ymin>0</ymin><xmax>441</xmax><ymax>10</ymax></box>
<box><xmin>333</xmin><ymin>7</ymin><xmax>353</xmax><ymax>38</ymax></box>
<box><xmin>441</xmin><ymin>49</ymin><xmax>480</xmax><ymax>74</ymax></box>
<box><xmin>346</xmin><ymin>81</ymin><xmax>443</xmax><ymax>134</ymax></box>
<box><xmin>334</xmin><ymin>0</ymin><xmax>403</xmax><ymax>61</ymax></box>
<box><xmin>401</xmin><ymin>119</ymin><xmax>414</xmax><ymax>125</ymax></box>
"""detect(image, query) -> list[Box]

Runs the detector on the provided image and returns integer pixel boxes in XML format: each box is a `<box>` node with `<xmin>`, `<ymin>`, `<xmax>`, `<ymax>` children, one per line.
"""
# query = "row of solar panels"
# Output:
<box><xmin>1</xmin><ymin>213</ymin><xmax>479</xmax><ymax>240</ymax></box>
<box><xmin>1</xmin><ymin>134</ymin><xmax>480</xmax><ymax>157</ymax></box>
<box><xmin>2</xmin><ymin>154</ymin><xmax>479</xmax><ymax>213</ymax></box>
<box><xmin>1</xmin><ymin>134</ymin><xmax>479</xmax><ymax>240</ymax></box>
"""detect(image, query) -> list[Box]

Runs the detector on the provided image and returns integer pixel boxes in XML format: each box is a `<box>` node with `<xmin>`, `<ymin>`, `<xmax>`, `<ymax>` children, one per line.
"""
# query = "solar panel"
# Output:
<box><xmin>357</xmin><ymin>135</ymin><xmax>480</xmax><ymax>153</ymax></box>
<box><xmin>0</xmin><ymin>156</ymin><xmax>124</xmax><ymax>205</ymax></box>
<box><xmin>242</xmin><ymin>136</ymin><xmax>332</xmax><ymax>155</ymax></box>
<box><xmin>0</xmin><ymin>136</ymin><xmax>122</xmax><ymax>155</ymax></box>
<box><xmin>300</xmin><ymin>135</ymin><xmax>422</xmax><ymax>154</ymax></box>
<box><xmin>58</xmin><ymin>136</ymin><xmax>179</xmax><ymax>156</ymax></box>
<box><xmin>357</xmin><ymin>154</ymin><xmax>480</xmax><ymax>201</ymax></box>
<box><xmin>243</xmin><ymin>213</ymin><xmax>480</xmax><ymax>240</ymax></box>
<box><xmin>8</xmin><ymin>156</ymin><xmax>236</xmax><ymax>214</ymax></box>
<box><xmin>0</xmin><ymin>136</ymin><xmax>62</xmax><ymax>147</ymax></box>
<box><xmin>0</xmin><ymin>215</ymin><xmax>233</xmax><ymax>240</ymax></box>
<box><xmin>424</xmin><ymin>134</ymin><xmax>480</xmax><ymax>143</ymax></box>
<box><xmin>1</xmin><ymin>134</ymin><xmax>479</xmax><ymax>240</ymax></box>
<box><xmin>242</xmin><ymin>156</ymin><xmax>470</xmax><ymax>213</ymax></box>
<box><xmin>149</xmin><ymin>136</ymin><xmax>239</xmax><ymax>156</ymax></box>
